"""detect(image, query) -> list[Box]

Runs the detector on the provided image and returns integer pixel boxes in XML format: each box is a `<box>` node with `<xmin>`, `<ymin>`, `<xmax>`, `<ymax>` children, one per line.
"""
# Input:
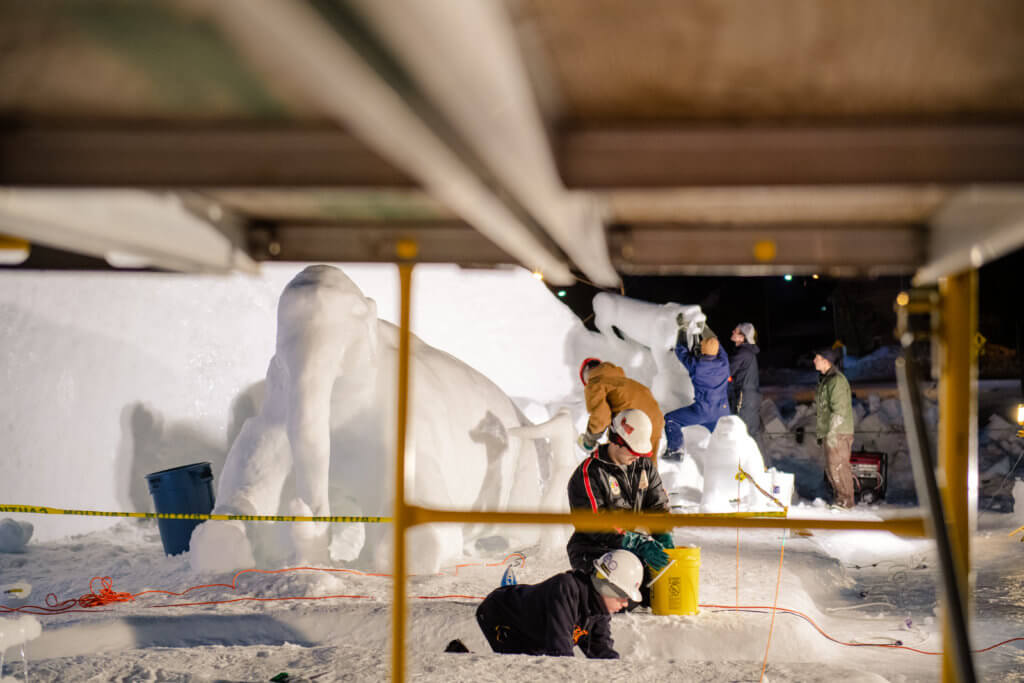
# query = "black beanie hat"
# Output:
<box><xmin>815</xmin><ymin>347</ymin><xmax>842</xmax><ymax>367</ymax></box>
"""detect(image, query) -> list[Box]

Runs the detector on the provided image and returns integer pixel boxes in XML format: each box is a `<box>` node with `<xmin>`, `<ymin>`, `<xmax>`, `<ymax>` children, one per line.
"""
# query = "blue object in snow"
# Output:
<box><xmin>145</xmin><ymin>462</ymin><xmax>215</xmax><ymax>556</ymax></box>
<box><xmin>501</xmin><ymin>565</ymin><xmax>517</xmax><ymax>586</ymax></box>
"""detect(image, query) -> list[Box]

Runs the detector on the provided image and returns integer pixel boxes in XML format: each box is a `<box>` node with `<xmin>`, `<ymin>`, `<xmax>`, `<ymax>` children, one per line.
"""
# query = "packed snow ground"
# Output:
<box><xmin>2</xmin><ymin>498</ymin><xmax>1023</xmax><ymax>681</ymax></box>
<box><xmin>2</xmin><ymin>263</ymin><xmax>1023</xmax><ymax>681</ymax></box>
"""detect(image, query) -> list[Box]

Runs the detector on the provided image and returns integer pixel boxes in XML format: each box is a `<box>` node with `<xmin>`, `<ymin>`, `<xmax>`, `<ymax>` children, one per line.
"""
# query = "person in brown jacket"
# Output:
<box><xmin>578</xmin><ymin>358</ymin><xmax>665</xmax><ymax>462</ymax></box>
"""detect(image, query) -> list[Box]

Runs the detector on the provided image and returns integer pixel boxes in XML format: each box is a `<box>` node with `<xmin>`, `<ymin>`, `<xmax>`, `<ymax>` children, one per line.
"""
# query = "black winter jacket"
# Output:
<box><xmin>728</xmin><ymin>343</ymin><xmax>761</xmax><ymax>413</ymax></box>
<box><xmin>476</xmin><ymin>570</ymin><xmax>619</xmax><ymax>658</ymax></box>
<box><xmin>566</xmin><ymin>445</ymin><xmax>671</xmax><ymax>571</ymax></box>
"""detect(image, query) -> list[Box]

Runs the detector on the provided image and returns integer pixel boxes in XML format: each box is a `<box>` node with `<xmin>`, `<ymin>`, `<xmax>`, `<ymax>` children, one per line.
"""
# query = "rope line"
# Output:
<box><xmin>4</xmin><ymin>558</ymin><xmax>1022</xmax><ymax>656</ymax></box>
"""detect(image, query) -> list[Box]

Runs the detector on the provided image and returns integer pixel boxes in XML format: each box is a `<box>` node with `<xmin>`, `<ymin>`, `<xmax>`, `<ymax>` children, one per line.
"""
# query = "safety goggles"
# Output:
<box><xmin>608</xmin><ymin>431</ymin><xmax>651</xmax><ymax>458</ymax></box>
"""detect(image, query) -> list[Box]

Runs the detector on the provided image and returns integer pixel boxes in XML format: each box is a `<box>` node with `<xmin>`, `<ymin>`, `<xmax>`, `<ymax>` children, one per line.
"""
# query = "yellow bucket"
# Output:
<box><xmin>650</xmin><ymin>546</ymin><xmax>700</xmax><ymax>615</ymax></box>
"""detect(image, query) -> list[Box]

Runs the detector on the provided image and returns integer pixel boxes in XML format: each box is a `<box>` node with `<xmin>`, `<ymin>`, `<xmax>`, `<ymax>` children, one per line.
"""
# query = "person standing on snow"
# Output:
<box><xmin>577</xmin><ymin>357</ymin><xmax>665</xmax><ymax>462</ymax></box>
<box><xmin>814</xmin><ymin>347</ymin><xmax>855</xmax><ymax>509</ymax></box>
<box><xmin>474</xmin><ymin>549</ymin><xmax>643</xmax><ymax>658</ymax></box>
<box><xmin>567</xmin><ymin>409</ymin><xmax>673</xmax><ymax>608</ymax></box>
<box><xmin>728</xmin><ymin>323</ymin><xmax>762</xmax><ymax>439</ymax></box>
<box><xmin>663</xmin><ymin>334</ymin><xmax>731</xmax><ymax>458</ymax></box>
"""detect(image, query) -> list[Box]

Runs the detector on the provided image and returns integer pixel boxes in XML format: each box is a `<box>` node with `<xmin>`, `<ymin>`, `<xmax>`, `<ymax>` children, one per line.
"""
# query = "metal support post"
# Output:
<box><xmin>938</xmin><ymin>271</ymin><xmax>977</xmax><ymax>683</ymax></box>
<box><xmin>391</xmin><ymin>242</ymin><xmax>416</xmax><ymax>682</ymax></box>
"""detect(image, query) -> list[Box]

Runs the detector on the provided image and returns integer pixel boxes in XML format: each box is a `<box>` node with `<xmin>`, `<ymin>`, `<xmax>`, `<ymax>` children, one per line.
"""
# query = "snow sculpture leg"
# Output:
<box><xmin>190</xmin><ymin>358</ymin><xmax>293</xmax><ymax>573</ymax></box>
<box><xmin>508</xmin><ymin>408</ymin><xmax>577</xmax><ymax>553</ymax></box>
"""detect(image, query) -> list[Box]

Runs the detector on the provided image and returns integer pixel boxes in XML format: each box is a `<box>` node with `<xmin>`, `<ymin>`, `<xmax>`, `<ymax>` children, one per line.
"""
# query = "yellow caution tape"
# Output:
<box><xmin>0</xmin><ymin>504</ymin><xmax>391</xmax><ymax>524</ymax></box>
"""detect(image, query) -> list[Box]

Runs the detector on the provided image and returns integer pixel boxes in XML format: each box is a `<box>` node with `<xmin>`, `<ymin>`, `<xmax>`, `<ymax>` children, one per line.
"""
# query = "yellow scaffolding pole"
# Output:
<box><xmin>391</xmin><ymin>243</ymin><xmax>416</xmax><ymax>682</ymax></box>
<box><xmin>938</xmin><ymin>270</ymin><xmax>977</xmax><ymax>683</ymax></box>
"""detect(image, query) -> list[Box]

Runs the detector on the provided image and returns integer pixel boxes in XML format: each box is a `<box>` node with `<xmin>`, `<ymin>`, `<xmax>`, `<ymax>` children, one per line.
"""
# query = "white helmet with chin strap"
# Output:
<box><xmin>592</xmin><ymin>549</ymin><xmax>643</xmax><ymax>602</ymax></box>
<box><xmin>609</xmin><ymin>409</ymin><xmax>653</xmax><ymax>457</ymax></box>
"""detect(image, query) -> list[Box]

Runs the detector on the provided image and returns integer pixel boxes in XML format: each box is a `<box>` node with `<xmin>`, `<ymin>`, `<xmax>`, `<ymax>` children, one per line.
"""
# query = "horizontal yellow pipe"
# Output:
<box><xmin>404</xmin><ymin>505</ymin><xmax>928</xmax><ymax>537</ymax></box>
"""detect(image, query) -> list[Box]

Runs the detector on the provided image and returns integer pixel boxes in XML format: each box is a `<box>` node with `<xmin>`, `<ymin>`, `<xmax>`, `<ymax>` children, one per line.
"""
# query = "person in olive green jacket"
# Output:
<box><xmin>813</xmin><ymin>348</ymin><xmax>856</xmax><ymax>508</ymax></box>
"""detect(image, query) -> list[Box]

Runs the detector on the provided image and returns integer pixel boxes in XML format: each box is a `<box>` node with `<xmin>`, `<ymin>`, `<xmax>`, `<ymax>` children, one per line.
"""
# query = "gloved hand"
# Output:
<box><xmin>577</xmin><ymin>432</ymin><xmax>598</xmax><ymax>454</ymax></box>
<box><xmin>620</xmin><ymin>531</ymin><xmax>671</xmax><ymax>571</ymax></box>
<box><xmin>652</xmin><ymin>532</ymin><xmax>675</xmax><ymax>550</ymax></box>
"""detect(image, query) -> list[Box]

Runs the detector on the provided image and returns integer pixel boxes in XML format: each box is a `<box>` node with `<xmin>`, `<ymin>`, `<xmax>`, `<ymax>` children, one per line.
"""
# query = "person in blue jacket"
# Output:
<box><xmin>664</xmin><ymin>334</ymin><xmax>731</xmax><ymax>458</ymax></box>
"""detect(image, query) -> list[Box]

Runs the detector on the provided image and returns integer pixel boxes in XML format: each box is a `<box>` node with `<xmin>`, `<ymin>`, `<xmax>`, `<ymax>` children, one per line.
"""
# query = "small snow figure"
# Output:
<box><xmin>475</xmin><ymin>549</ymin><xmax>642</xmax><ymax>658</ymax></box>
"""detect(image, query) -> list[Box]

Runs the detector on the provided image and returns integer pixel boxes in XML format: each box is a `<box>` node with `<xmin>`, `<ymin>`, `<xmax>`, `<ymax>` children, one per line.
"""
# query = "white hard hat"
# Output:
<box><xmin>592</xmin><ymin>549</ymin><xmax>643</xmax><ymax>602</ymax></box>
<box><xmin>609</xmin><ymin>409</ymin><xmax>653</xmax><ymax>457</ymax></box>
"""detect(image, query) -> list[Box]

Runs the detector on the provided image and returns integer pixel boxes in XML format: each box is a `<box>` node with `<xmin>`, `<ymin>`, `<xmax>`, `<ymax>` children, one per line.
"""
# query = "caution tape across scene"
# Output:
<box><xmin>0</xmin><ymin>504</ymin><xmax>391</xmax><ymax>524</ymax></box>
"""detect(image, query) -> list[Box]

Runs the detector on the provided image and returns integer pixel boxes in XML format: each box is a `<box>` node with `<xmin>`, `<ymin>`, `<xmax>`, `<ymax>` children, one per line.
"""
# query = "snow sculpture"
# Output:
<box><xmin>589</xmin><ymin>292</ymin><xmax>705</xmax><ymax>412</ymax></box>
<box><xmin>692</xmin><ymin>416</ymin><xmax>767</xmax><ymax>513</ymax></box>
<box><xmin>190</xmin><ymin>265</ymin><xmax>547</xmax><ymax>574</ymax></box>
<box><xmin>507</xmin><ymin>408</ymin><xmax>579</xmax><ymax>551</ymax></box>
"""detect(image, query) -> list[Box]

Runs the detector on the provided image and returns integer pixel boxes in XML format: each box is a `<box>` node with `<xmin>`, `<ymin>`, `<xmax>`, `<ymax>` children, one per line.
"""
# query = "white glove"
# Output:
<box><xmin>577</xmin><ymin>432</ymin><xmax>598</xmax><ymax>453</ymax></box>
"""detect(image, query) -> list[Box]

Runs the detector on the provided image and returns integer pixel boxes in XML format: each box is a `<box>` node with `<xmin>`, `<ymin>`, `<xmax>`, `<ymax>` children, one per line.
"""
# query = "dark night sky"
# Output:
<box><xmin>546</xmin><ymin>247</ymin><xmax>1024</xmax><ymax>372</ymax></box>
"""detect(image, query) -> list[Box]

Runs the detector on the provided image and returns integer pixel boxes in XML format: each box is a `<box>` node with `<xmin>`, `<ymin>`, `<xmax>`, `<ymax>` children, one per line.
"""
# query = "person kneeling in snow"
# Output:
<box><xmin>476</xmin><ymin>549</ymin><xmax>642</xmax><ymax>658</ymax></box>
<box><xmin>567</xmin><ymin>409</ymin><xmax>673</xmax><ymax>607</ymax></box>
<box><xmin>578</xmin><ymin>358</ymin><xmax>665</xmax><ymax>463</ymax></box>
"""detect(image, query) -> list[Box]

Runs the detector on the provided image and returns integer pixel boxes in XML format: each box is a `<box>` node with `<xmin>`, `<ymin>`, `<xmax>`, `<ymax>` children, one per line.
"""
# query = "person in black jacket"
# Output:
<box><xmin>475</xmin><ymin>549</ymin><xmax>642</xmax><ymax>658</ymax></box>
<box><xmin>566</xmin><ymin>409</ymin><xmax>673</xmax><ymax>607</ymax></box>
<box><xmin>728</xmin><ymin>322</ymin><xmax>762</xmax><ymax>439</ymax></box>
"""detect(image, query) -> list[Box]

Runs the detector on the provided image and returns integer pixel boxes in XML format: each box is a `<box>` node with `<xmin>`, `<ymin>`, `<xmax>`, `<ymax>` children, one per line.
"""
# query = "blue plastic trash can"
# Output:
<box><xmin>145</xmin><ymin>462</ymin><xmax>215</xmax><ymax>556</ymax></box>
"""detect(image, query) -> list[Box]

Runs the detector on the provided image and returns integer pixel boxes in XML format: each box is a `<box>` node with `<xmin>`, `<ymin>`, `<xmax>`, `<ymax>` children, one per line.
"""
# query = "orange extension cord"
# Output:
<box><xmin>3</xmin><ymin>551</ymin><xmax>1022</xmax><ymax>657</ymax></box>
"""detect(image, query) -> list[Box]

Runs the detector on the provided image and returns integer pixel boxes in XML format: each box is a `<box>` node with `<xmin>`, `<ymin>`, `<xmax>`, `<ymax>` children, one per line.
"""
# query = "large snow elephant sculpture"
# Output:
<box><xmin>190</xmin><ymin>265</ymin><xmax>549</xmax><ymax>574</ymax></box>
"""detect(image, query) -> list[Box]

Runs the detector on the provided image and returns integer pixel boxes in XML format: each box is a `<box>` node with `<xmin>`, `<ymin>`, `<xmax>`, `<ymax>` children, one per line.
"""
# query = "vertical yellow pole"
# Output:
<box><xmin>937</xmin><ymin>270</ymin><xmax>977</xmax><ymax>683</ymax></box>
<box><xmin>392</xmin><ymin>242</ymin><xmax>417</xmax><ymax>682</ymax></box>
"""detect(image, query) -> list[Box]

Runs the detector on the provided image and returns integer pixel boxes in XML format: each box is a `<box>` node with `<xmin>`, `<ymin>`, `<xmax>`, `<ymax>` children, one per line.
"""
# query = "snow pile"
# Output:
<box><xmin>0</xmin><ymin>521</ymin><xmax>32</xmax><ymax>554</ymax></box>
<box><xmin>844</xmin><ymin>345</ymin><xmax>901</xmax><ymax>381</ymax></box>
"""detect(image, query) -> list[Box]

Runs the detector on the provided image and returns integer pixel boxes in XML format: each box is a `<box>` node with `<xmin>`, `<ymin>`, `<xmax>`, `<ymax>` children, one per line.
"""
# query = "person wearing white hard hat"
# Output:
<box><xmin>473</xmin><ymin>549</ymin><xmax>642</xmax><ymax>658</ymax></box>
<box><xmin>566</xmin><ymin>409</ymin><xmax>673</xmax><ymax>608</ymax></box>
<box><xmin>728</xmin><ymin>322</ymin><xmax>762</xmax><ymax>440</ymax></box>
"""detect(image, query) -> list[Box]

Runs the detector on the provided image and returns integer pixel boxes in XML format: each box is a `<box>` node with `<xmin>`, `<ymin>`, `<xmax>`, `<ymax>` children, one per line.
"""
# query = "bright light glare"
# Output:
<box><xmin>531</xmin><ymin>270</ymin><xmax>544</xmax><ymax>281</ymax></box>
<box><xmin>783</xmin><ymin>274</ymin><xmax>793</xmax><ymax>281</ymax></box>
<box><xmin>557</xmin><ymin>290</ymin><xmax>567</xmax><ymax>298</ymax></box>
<box><xmin>812</xmin><ymin>273</ymin><xmax>820</xmax><ymax>279</ymax></box>
<box><xmin>0</xmin><ymin>235</ymin><xmax>30</xmax><ymax>265</ymax></box>
<box><xmin>1017</xmin><ymin>403</ymin><xmax>1024</xmax><ymax>426</ymax></box>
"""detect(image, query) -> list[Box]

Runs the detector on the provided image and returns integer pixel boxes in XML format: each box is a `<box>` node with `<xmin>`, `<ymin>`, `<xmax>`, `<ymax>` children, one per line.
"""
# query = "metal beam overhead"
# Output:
<box><xmin>0</xmin><ymin>126</ymin><xmax>414</xmax><ymax>188</ymax></box>
<box><xmin>559</xmin><ymin>123</ymin><xmax>1024</xmax><ymax>188</ymax></box>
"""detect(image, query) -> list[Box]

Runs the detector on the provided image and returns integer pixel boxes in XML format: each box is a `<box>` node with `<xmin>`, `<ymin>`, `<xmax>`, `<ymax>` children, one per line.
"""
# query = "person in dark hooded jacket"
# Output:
<box><xmin>475</xmin><ymin>549</ymin><xmax>643</xmax><ymax>658</ymax></box>
<box><xmin>728</xmin><ymin>322</ymin><xmax>762</xmax><ymax>439</ymax></box>
<box><xmin>663</xmin><ymin>335</ymin><xmax>731</xmax><ymax>457</ymax></box>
